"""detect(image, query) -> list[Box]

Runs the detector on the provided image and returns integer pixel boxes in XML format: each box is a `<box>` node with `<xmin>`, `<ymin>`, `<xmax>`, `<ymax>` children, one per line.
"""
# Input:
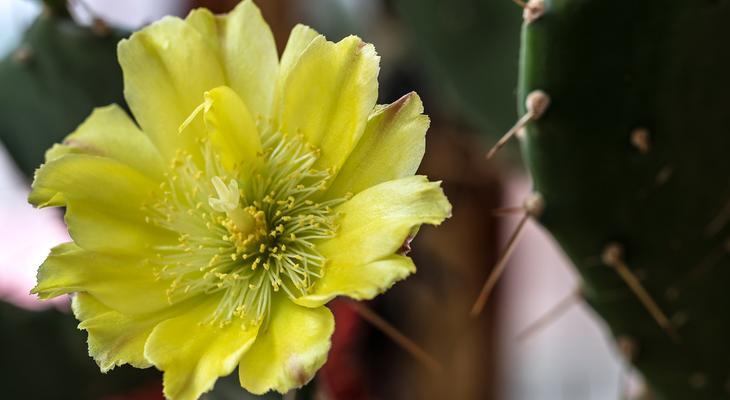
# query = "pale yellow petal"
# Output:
<box><xmin>185</xmin><ymin>0</ymin><xmax>278</xmax><ymax>119</ymax></box>
<box><xmin>322</xmin><ymin>175</ymin><xmax>450</xmax><ymax>265</ymax></box>
<box><xmin>184</xmin><ymin>8</ymin><xmax>221</xmax><ymax>54</ymax></box>
<box><xmin>327</xmin><ymin>92</ymin><xmax>429</xmax><ymax>198</ymax></box>
<box><xmin>238</xmin><ymin>299</ymin><xmax>333</xmax><ymax>394</ymax></box>
<box><xmin>29</xmin><ymin>154</ymin><xmax>173</xmax><ymax>253</ymax></box>
<box><xmin>278</xmin><ymin>24</ymin><xmax>320</xmax><ymax>87</ymax></box>
<box><xmin>296</xmin><ymin>255</ymin><xmax>415</xmax><ymax>307</ymax></box>
<box><xmin>118</xmin><ymin>16</ymin><xmax>225</xmax><ymax>159</ymax></box>
<box><xmin>275</xmin><ymin>34</ymin><xmax>379</xmax><ymax>172</ymax></box>
<box><xmin>144</xmin><ymin>297</ymin><xmax>259</xmax><ymax>400</ymax></box>
<box><xmin>202</xmin><ymin>86</ymin><xmax>262</xmax><ymax>169</ymax></box>
<box><xmin>296</xmin><ymin>176</ymin><xmax>450</xmax><ymax>307</ymax></box>
<box><xmin>72</xmin><ymin>293</ymin><xmax>188</xmax><ymax>372</ymax></box>
<box><xmin>33</xmin><ymin>243</ymin><xmax>174</xmax><ymax>315</ymax></box>
<box><xmin>44</xmin><ymin>105</ymin><xmax>164</xmax><ymax>180</ymax></box>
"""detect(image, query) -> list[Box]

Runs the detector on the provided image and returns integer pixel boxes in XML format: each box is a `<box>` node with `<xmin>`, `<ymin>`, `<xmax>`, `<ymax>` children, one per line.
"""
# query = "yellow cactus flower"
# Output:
<box><xmin>28</xmin><ymin>1</ymin><xmax>451</xmax><ymax>399</ymax></box>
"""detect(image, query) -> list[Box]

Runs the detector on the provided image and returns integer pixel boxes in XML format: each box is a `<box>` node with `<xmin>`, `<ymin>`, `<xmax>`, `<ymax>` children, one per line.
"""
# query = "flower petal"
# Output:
<box><xmin>29</xmin><ymin>154</ymin><xmax>173</xmax><ymax>253</ymax></box>
<box><xmin>33</xmin><ymin>243</ymin><xmax>173</xmax><ymax>315</ymax></box>
<box><xmin>327</xmin><ymin>92</ymin><xmax>429</xmax><ymax>198</ymax></box>
<box><xmin>278</xmin><ymin>24</ymin><xmax>320</xmax><ymax>89</ymax></box>
<box><xmin>44</xmin><ymin>105</ymin><xmax>164</xmax><ymax>181</ymax></box>
<box><xmin>72</xmin><ymin>293</ymin><xmax>187</xmax><ymax>372</ymax></box>
<box><xmin>202</xmin><ymin>86</ymin><xmax>262</xmax><ymax>169</ymax></box>
<box><xmin>238</xmin><ymin>299</ymin><xmax>333</xmax><ymax>395</ymax></box>
<box><xmin>275</xmin><ymin>34</ymin><xmax>379</xmax><ymax>173</ymax></box>
<box><xmin>296</xmin><ymin>176</ymin><xmax>451</xmax><ymax>307</ymax></box>
<box><xmin>295</xmin><ymin>255</ymin><xmax>415</xmax><ymax>308</ymax></box>
<box><xmin>186</xmin><ymin>1</ymin><xmax>278</xmax><ymax>120</ymax></box>
<box><xmin>322</xmin><ymin>176</ymin><xmax>450</xmax><ymax>266</ymax></box>
<box><xmin>144</xmin><ymin>298</ymin><xmax>259</xmax><ymax>400</ymax></box>
<box><xmin>118</xmin><ymin>16</ymin><xmax>225</xmax><ymax>159</ymax></box>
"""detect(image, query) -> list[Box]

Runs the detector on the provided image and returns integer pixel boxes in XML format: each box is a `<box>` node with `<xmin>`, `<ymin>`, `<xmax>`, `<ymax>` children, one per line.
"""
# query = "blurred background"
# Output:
<box><xmin>0</xmin><ymin>0</ymin><xmax>636</xmax><ymax>399</ymax></box>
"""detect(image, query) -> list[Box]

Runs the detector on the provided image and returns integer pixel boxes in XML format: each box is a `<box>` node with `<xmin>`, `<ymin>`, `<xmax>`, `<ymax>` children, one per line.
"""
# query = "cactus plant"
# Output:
<box><xmin>0</xmin><ymin>2</ymin><xmax>125</xmax><ymax>177</ymax></box>
<box><xmin>518</xmin><ymin>0</ymin><xmax>730</xmax><ymax>398</ymax></box>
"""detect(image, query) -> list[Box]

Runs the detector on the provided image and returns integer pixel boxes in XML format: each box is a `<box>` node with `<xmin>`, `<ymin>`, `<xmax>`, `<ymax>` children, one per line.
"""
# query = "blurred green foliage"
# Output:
<box><xmin>0</xmin><ymin>299</ymin><xmax>312</xmax><ymax>399</ymax></box>
<box><xmin>0</xmin><ymin>10</ymin><xmax>126</xmax><ymax>178</ymax></box>
<box><xmin>393</xmin><ymin>0</ymin><xmax>522</xmax><ymax>135</ymax></box>
<box><xmin>0</xmin><ymin>300</ymin><xmax>158</xmax><ymax>399</ymax></box>
<box><xmin>40</xmin><ymin>0</ymin><xmax>70</xmax><ymax>18</ymax></box>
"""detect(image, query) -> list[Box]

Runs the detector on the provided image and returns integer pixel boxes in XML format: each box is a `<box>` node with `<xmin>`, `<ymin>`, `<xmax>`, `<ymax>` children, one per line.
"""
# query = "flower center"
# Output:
<box><xmin>147</xmin><ymin>133</ymin><xmax>344</xmax><ymax>325</ymax></box>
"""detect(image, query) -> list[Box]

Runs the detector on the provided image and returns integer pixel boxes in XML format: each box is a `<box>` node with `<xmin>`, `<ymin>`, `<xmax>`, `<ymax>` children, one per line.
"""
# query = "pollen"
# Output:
<box><xmin>147</xmin><ymin>133</ymin><xmax>343</xmax><ymax>324</ymax></box>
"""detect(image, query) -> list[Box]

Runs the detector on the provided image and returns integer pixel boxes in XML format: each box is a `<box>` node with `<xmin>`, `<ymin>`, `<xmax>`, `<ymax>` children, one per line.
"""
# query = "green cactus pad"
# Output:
<box><xmin>0</xmin><ymin>11</ymin><xmax>125</xmax><ymax>177</ymax></box>
<box><xmin>518</xmin><ymin>0</ymin><xmax>730</xmax><ymax>398</ymax></box>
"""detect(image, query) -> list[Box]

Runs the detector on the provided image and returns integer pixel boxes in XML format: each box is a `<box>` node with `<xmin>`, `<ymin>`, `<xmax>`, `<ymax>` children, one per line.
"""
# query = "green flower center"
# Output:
<box><xmin>149</xmin><ymin>132</ymin><xmax>344</xmax><ymax>325</ymax></box>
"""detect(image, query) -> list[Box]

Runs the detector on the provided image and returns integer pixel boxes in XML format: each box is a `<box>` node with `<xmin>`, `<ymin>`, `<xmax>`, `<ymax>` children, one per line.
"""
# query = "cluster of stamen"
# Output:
<box><xmin>146</xmin><ymin>132</ymin><xmax>343</xmax><ymax>325</ymax></box>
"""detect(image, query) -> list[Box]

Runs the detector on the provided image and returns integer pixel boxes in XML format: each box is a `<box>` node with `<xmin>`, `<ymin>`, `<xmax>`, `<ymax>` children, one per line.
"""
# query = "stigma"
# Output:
<box><xmin>208</xmin><ymin>176</ymin><xmax>259</xmax><ymax>239</ymax></box>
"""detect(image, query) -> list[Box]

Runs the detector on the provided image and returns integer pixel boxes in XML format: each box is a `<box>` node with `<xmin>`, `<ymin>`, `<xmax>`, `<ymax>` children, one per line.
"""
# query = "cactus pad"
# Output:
<box><xmin>518</xmin><ymin>0</ymin><xmax>730</xmax><ymax>398</ymax></box>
